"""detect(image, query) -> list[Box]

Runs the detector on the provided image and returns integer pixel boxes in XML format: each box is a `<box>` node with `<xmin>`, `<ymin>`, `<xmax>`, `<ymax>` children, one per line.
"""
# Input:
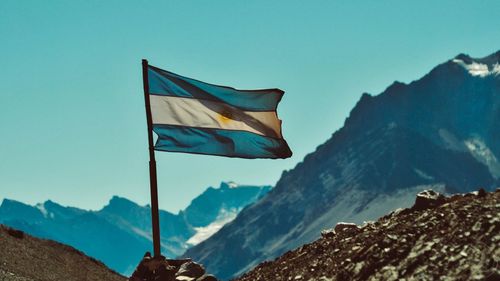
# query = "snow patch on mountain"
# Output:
<box><xmin>35</xmin><ymin>203</ymin><xmax>54</xmax><ymax>219</ymax></box>
<box><xmin>187</xmin><ymin>208</ymin><xmax>239</xmax><ymax>246</ymax></box>
<box><xmin>464</xmin><ymin>137</ymin><xmax>500</xmax><ymax>178</ymax></box>
<box><xmin>438</xmin><ymin>129</ymin><xmax>466</xmax><ymax>151</ymax></box>
<box><xmin>452</xmin><ymin>58</ymin><xmax>500</xmax><ymax>77</ymax></box>
<box><xmin>438</xmin><ymin>129</ymin><xmax>500</xmax><ymax>179</ymax></box>
<box><xmin>129</xmin><ymin>225</ymin><xmax>153</xmax><ymax>241</ymax></box>
<box><xmin>35</xmin><ymin>203</ymin><xmax>48</xmax><ymax>218</ymax></box>
<box><xmin>414</xmin><ymin>169</ymin><xmax>434</xmax><ymax>181</ymax></box>
<box><xmin>494</xmin><ymin>63</ymin><xmax>500</xmax><ymax>75</ymax></box>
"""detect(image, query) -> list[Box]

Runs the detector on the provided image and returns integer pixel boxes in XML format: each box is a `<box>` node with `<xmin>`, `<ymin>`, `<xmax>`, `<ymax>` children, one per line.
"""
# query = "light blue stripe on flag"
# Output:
<box><xmin>148</xmin><ymin>65</ymin><xmax>283</xmax><ymax>111</ymax></box>
<box><xmin>153</xmin><ymin>125</ymin><xmax>292</xmax><ymax>159</ymax></box>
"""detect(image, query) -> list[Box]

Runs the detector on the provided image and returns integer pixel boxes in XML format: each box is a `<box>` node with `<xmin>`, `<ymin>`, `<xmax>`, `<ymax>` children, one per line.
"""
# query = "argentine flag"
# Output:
<box><xmin>147</xmin><ymin>64</ymin><xmax>292</xmax><ymax>159</ymax></box>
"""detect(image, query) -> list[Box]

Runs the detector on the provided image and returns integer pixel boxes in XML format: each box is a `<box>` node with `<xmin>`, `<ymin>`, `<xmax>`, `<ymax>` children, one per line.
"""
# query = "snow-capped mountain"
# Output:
<box><xmin>183</xmin><ymin>51</ymin><xmax>500</xmax><ymax>280</ymax></box>
<box><xmin>0</xmin><ymin>182</ymin><xmax>271</xmax><ymax>275</ymax></box>
<box><xmin>184</xmin><ymin>182</ymin><xmax>271</xmax><ymax>246</ymax></box>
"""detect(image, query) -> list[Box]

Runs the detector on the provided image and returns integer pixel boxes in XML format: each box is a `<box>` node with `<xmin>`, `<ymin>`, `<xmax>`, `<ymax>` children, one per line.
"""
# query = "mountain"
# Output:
<box><xmin>0</xmin><ymin>224</ymin><xmax>126</xmax><ymax>281</ymax></box>
<box><xmin>235</xmin><ymin>189</ymin><xmax>500</xmax><ymax>281</ymax></box>
<box><xmin>0</xmin><ymin>182</ymin><xmax>271</xmax><ymax>276</ymax></box>
<box><xmin>183</xmin><ymin>51</ymin><xmax>500</xmax><ymax>280</ymax></box>
<box><xmin>183</xmin><ymin>182</ymin><xmax>271</xmax><ymax>246</ymax></box>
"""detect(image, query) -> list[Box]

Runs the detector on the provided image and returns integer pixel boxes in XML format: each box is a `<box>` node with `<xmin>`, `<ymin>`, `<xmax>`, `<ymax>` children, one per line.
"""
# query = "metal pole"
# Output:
<box><xmin>142</xmin><ymin>59</ymin><xmax>161</xmax><ymax>257</ymax></box>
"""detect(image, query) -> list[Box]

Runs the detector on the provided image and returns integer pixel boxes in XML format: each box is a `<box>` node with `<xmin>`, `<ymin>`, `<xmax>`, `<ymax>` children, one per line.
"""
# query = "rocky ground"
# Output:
<box><xmin>235</xmin><ymin>188</ymin><xmax>500</xmax><ymax>281</ymax></box>
<box><xmin>0</xmin><ymin>225</ymin><xmax>126</xmax><ymax>281</ymax></box>
<box><xmin>128</xmin><ymin>254</ymin><xmax>217</xmax><ymax>281</ymax></box>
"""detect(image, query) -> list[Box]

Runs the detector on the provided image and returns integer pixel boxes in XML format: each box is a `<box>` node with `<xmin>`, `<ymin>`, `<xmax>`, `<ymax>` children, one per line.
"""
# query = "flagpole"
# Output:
<box><xmin>142</xmin><ymin>59</ymin><xmax>161</xmax><ymax>258</ymax></box>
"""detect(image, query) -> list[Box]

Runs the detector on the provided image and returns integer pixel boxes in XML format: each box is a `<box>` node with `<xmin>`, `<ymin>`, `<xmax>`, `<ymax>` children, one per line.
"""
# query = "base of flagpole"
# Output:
<box><xmin>128</xmin><ymin>252</ymin><xmax>218</xmax><ymax>281</ymax></box>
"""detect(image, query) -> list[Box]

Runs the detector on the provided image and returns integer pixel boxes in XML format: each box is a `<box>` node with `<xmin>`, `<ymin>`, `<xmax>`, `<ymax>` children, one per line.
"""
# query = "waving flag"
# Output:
<box><xmin>146</xmin><ymin>64</ymin><xmax>292</xmax><ymax>159</ymax></box>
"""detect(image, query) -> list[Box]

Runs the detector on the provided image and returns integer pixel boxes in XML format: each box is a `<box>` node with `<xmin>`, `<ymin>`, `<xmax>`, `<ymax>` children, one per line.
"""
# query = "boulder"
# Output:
<box><xmin>129</xmin><ymin>253</ymin><xmax>217</xmax><ymax>281</ymax></box>
<box><xmin>334</xmin><ymin>222</ymin><xmax>360</xmax><ymax>237</ymax></box>
<box><xmin>157</xmin><ymin>264</ymin><xmax>176</xmax><ymax>280</ymax></box>
<box><xmin>412</xmin><ymin>190</ymin><xmax>445</xmax><ymax>211</ymax></box>
<box><xmin>130</xmin><ymin>254</ymin><xmax>175</xmax><ymax>281</ymax></box>
<box><xmin>176</xmin><ymin>261</ymin><xmax>205</xmax><ymax>279</ymax></box>
<box><xmin>321</xmin><ymin>228</ymin><xmax>336</xmax><ymax>239</ymax></box>
<box><xmin>477</xmin><ymin>188</ymin><xmax>487</xmax><ymax>197</ymax></box>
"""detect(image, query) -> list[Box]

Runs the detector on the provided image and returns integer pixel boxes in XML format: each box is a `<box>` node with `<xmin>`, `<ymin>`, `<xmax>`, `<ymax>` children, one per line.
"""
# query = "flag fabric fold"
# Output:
<box><xmin>146</xmin><ymin>65</ymin><xmax>292</xmax><ymax>159</ymax></box>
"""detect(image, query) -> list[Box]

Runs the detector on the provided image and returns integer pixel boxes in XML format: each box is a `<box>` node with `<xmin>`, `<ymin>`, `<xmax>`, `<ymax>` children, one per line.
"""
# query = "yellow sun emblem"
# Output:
<box><xmin>217</xmin><ymin>109</ymin><xmax>234</xmax><ymax>124</ymax></box>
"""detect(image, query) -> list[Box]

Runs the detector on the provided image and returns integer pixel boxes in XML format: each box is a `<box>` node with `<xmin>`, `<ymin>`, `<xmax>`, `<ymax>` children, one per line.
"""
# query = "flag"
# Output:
<box><xmin>146</xmin><ymin>64</ymin><xmax>292</xmax><ymax>159</ymax></box>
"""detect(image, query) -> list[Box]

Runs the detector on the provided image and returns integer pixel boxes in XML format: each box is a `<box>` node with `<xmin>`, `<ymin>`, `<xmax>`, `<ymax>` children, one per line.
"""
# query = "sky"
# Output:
<box><xmin>0</xmin><ymin>1</ymin><xmax>499</xmax><ymax>213</ymax></box>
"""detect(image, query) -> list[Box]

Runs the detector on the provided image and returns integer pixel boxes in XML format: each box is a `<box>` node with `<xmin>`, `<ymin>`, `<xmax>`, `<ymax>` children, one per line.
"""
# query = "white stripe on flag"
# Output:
<box><xmin>150</xmin><ymin>95</ymin><xmax>282</xmax><ymax>138</ymax></box>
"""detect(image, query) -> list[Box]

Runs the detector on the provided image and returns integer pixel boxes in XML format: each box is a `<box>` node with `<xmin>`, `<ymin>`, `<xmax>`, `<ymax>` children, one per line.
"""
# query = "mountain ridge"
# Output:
<box><xmin>0</xmin><ymin>182</ymin><xmax>271</xmax><ymax>275</ymax></box>
<box><xmin>183</xmin><ymin>50</ymin><xmax>500</xmax><ymax>280</ymax></box>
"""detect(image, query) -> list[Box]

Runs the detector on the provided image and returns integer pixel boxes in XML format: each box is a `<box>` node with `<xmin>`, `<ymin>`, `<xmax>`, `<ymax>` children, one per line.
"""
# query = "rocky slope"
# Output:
<box><xmin>183</xmin><ymin>51</ymin><xmax>500</xmax><ymax>280</ymax></box>
<box><xmin>235</xmin><ymin>189</ymin><xmax>500</xmax><ymax>281</ymax></box>
<box><xmin>0</xmin><ymin>182</ymin><xmax>270</xmax><ymax>275</ymax></box>
<box><xmin>0</xmin><ymin>224</ymin><xmax>126</xmax><ymax>281</ymax></box>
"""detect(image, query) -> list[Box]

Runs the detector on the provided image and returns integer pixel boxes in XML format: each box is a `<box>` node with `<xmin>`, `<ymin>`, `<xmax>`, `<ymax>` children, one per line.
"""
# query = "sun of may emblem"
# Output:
<box><xmin>217</xmin><ymin>107</ymin><xmax>235</xmax><ymax>124</ymax></box>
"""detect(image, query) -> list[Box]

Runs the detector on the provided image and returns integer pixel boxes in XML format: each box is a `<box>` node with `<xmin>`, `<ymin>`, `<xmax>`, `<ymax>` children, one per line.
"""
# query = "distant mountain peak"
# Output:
<box><xmin>0</xmin><ymin>198</ymin><xmax>31</xmax><ymax>210</ymax></box>
<box><xmin>42</xmin><ymin>199</ymin><xmax>62</xmax><ymax>208</ymax></box>
<box><xmin>452</xmin><ymin>50</ymin><xmax>500</xmax><ymax>77</ymax></box>
<box><xmin>184</xmin><ymin>182</ymin><xmax>272</xmax><ymax>229</ymax></box>
<box><xmin>219</xmin><ymin>181</ymin><xmax>240</xmax><ymax>189</ymax></box>
<box><xmin>383</xmin><ymin>81</ymin><xmax>407</xmax><ymax>97</ymax></box>
<box><xmin>454</xmin><ymin>50</ymin><xmax>500</xmax><ymax>63</ymax></box>
<box><xmin>103</xmin><ymin>196</ymin><xmax>141</xmax><ymax>213</ymax></box>
<box><xmin>109</xmin><ymin>195</ymin><xmax>139</xmax><ymax>206</ymax></box>
<box><xmin>0</xmin><ymin>199</ymin><xmax>46</xmax><ymax>223</ymax></box>
<box><xmin>0</xmin><ymin>198</ymin><xmax>15</xmax><ymax>208</ymax></box>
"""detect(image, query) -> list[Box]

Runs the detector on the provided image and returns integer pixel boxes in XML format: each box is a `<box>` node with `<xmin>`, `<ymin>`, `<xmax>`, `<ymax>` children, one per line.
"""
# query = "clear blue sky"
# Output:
<box><xmin>1</xmin><ymin>1</ymin><xmax>499</xmax><ymax>213</ymax></box>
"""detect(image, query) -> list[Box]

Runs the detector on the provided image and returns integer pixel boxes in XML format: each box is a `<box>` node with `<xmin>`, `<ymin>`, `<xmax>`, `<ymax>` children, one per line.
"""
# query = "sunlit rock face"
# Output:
<box><xmin>183</xmin><ymin>51</ymin><xmax>500</xmax><ymax>280</ymax></box>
